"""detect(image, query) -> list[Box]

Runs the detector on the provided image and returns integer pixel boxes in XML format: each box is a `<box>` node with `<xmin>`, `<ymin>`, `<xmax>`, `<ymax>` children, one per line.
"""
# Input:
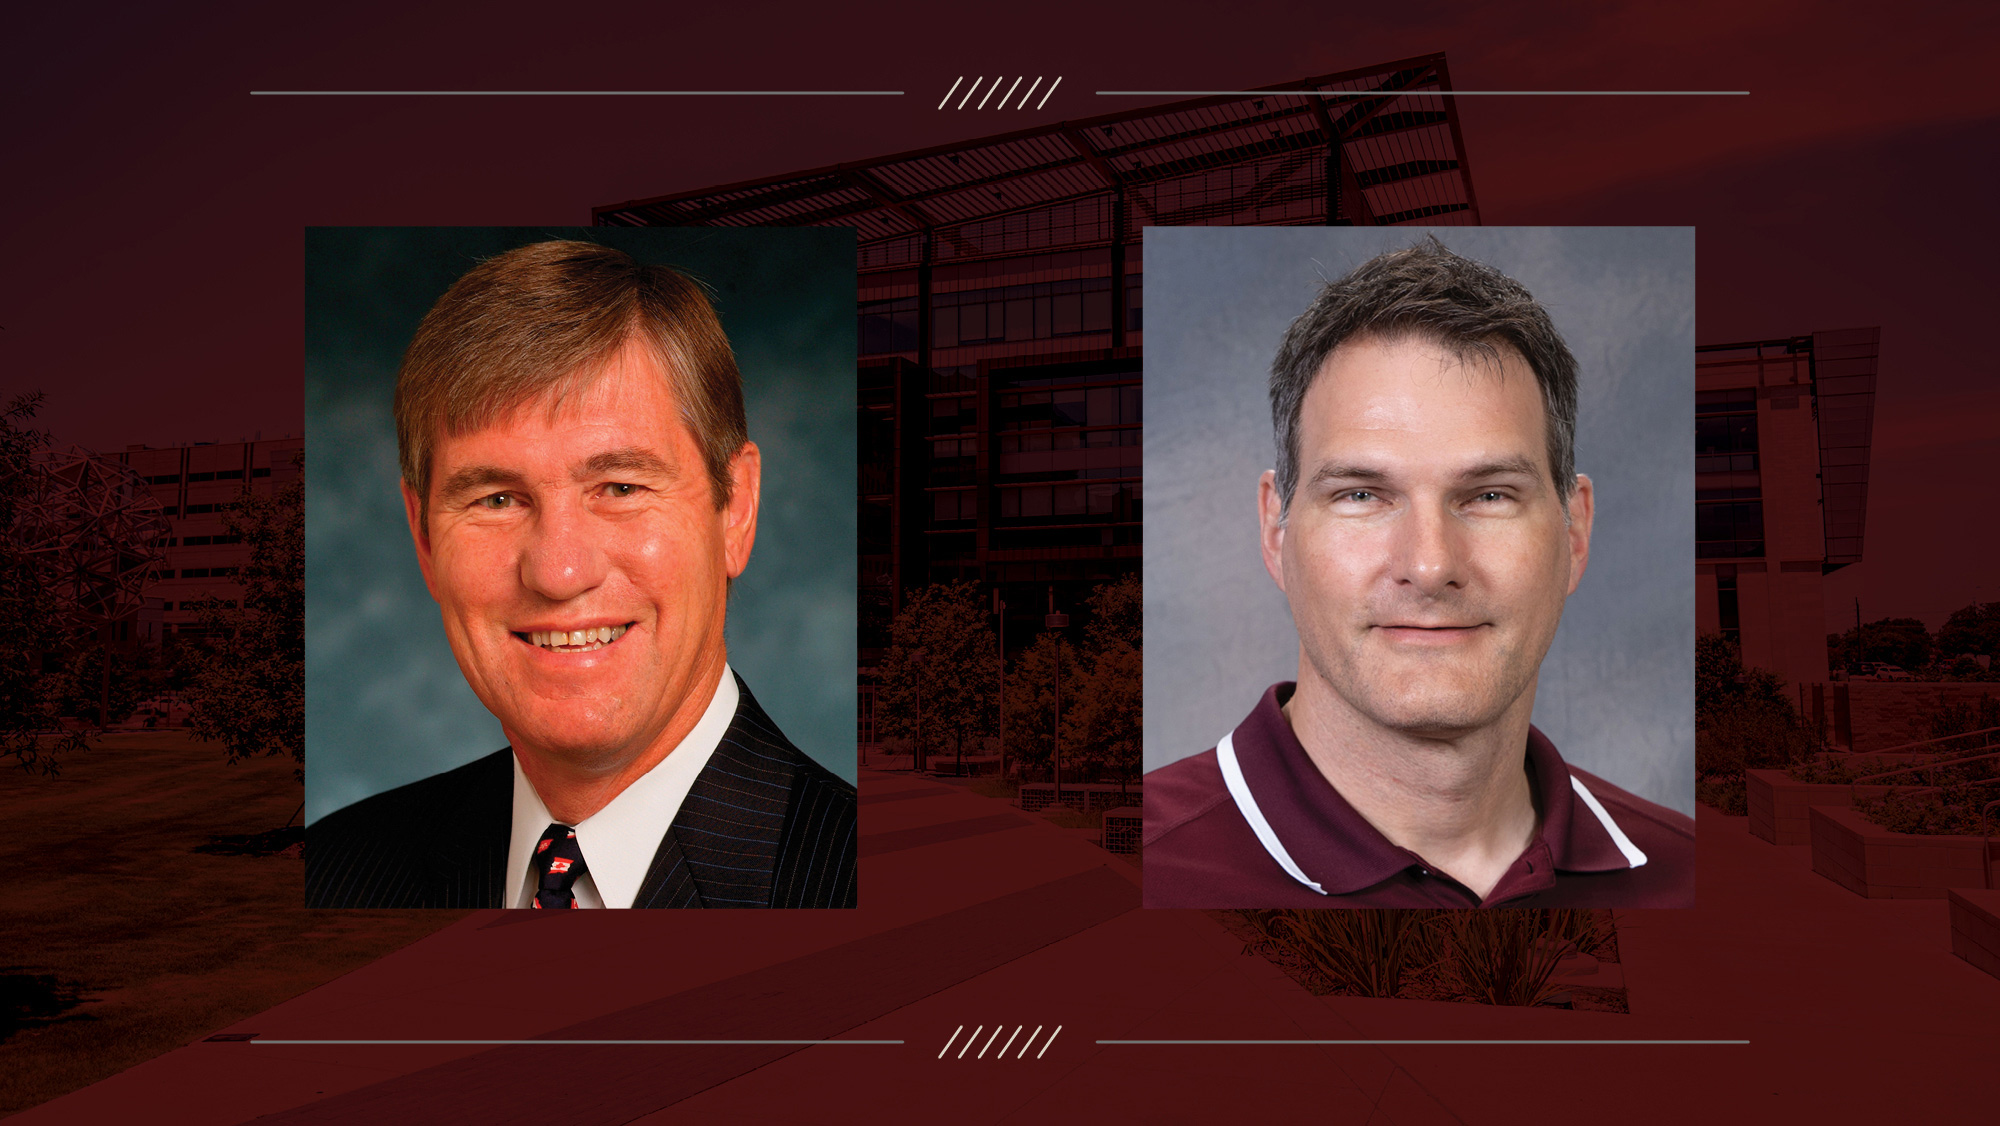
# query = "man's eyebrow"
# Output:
<box><xmin>575</xmin><ymin>446</ymin><xmax>677</xmax><ymax>482</ymax></box>
<box><xmin>1305</xmin><ymin>457</ymin><xmax>1544</xmax><ymax>490</ymax></box>
<box><xmin>436</xmin><ymin>465</ymin><xmax>526</xmax><ymax>503</ymax></box>
<box><xmin>1455</xmin><ymin>456</ymin><xmax>1543</xmax><ymax>483</ymax></box>
<box><xmin>1307</xmin><ymin>464</ymin><xmax>1394</xmax><ymax>488</ymax></box>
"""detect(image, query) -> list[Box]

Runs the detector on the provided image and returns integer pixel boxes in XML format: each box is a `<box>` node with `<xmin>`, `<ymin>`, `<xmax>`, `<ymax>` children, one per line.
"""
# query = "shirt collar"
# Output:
<box><xmin>506</xmin><ymin>663</ymin><xmax>738</xmax><ymax>908</ymax></box>
<box><xmin>1224</xmin><ymin>683</ymin><xmax>1640</xmax><ymax>897</ymax></box>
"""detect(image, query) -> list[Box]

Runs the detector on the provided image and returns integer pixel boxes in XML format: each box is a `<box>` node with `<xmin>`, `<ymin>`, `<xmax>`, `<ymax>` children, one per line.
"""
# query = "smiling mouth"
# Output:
<box><xmin>515</xmin><ymin>624</ymin><xmax>634</xmax><ymax>653</ymax></box>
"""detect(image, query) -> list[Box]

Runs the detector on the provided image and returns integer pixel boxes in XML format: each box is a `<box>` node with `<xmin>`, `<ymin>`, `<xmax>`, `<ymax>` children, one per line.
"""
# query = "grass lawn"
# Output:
<box><xmin>0</xmin><ymin>731</ymin><xmax>467</xmax><ymax>1116</ymax></box>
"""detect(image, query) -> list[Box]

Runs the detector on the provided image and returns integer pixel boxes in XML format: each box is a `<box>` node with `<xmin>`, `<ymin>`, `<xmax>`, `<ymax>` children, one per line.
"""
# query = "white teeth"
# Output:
<box><xmin>527</xmin><ymin>624</ymin><xmax>630</xmax><ymax>650</ymax></box>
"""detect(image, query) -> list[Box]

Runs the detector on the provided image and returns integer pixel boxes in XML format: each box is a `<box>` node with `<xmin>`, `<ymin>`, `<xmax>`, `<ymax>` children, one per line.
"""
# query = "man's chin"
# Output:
<box><xmin>1339</xmin><ymin>680</ymin><xmax>1505</xmax><ymax>739</ymax></box>
<box><xmin>502</xmin><ymin>720</ymin><xmax>643</xmax><ymax>771</ymax></box>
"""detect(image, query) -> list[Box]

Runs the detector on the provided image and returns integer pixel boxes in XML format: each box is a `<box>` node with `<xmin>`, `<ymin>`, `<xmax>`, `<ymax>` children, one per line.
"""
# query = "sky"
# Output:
<box><xmin>3</xmin><ymin>0</ymin><xmax>1995</xmax><ymax>632</ymax></box>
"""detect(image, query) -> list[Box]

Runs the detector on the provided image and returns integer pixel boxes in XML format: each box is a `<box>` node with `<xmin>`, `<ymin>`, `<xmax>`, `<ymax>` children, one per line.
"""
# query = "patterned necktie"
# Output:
<box><xmin>531</xmin><ymin>823</ymin><xmax>589</xmax><ymax>909</ymax></box>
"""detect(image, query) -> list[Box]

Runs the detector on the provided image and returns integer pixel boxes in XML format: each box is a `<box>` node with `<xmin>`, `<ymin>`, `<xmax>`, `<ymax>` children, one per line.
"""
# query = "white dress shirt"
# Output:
<box><xmin>505</xmin><ymin>664</ymin><xmax>738</xmax><ymax>909</ymax></box>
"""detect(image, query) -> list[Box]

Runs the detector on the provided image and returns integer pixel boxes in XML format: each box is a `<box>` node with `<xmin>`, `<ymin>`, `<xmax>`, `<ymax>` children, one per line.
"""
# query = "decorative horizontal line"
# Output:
<box><xmin>245</xmin><ymin>1038</ymin><xmax>903</xmax><ymax>1045</ymax></box>
<box><xmin>250</xmin><ymin>90</ymin><xmax>904</xmax><ymax>97</ymax></box>
<box><xmin>1096</xmin><ymin>89</ymin><xmax>1748</xmax><ymax>97</ymax></box>
<box><xmin>1097</xmin><ymin>1039</ymin><xmax>1750</xmax><ymax>1045</ymax></box>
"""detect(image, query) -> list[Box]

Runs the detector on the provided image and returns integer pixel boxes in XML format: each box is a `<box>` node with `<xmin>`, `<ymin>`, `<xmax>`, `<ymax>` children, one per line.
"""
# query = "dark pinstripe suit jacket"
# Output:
<box><xmin>305</xmin><ymin>676</ymin><xmax>856</xmax><ymax>909</ymax></box>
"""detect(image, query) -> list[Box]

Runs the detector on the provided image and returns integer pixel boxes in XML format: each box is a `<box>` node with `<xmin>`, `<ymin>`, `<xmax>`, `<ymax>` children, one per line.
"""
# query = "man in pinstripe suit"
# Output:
<box><xmin>307</xmin><ymin>241</ymin><xmax>856</xmax><ymax>909</ymax></box>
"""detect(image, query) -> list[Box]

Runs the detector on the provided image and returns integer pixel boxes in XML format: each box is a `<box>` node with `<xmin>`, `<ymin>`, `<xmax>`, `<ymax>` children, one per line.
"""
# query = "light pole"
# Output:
<box><xmin>909</xmin><ymin>647</ymin><xmax>928</xmax><ymax>775</ymax></box>
<box><xmin>995</xmin><ymin>587</ymin><xmax>1007</xmax><ymax>779</ymax></box>
<box><xmin>1045</xmin><ymin>587</ymin><xmax>1068</xmax><ymax>804</ymax></box>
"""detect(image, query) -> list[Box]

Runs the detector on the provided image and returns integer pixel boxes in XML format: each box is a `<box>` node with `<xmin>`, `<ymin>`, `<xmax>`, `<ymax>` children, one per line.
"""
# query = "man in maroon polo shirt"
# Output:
<box><xmin>1143</xmin><ymin>238</ymin><xmax>1695</xmax><ymax>909</ymax></box>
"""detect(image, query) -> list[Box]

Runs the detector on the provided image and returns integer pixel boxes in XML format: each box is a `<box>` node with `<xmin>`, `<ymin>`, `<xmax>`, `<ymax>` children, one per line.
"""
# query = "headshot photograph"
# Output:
<box><xmin>1143</xmin><ymin>227</ymin><xmax>1695</xmax><ymax>910</ymax></box>
<box><xmin>304</xmin><ymin>228</ymin><xmax>857</xmax><ymax>909</ymax></box>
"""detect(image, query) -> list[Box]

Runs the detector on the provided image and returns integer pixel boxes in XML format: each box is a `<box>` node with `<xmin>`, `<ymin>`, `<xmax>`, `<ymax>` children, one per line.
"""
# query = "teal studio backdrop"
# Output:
<box><xmin>304</xmin><ymin>227</ymin><xmax>857</xmax><ymax>824</ymax></box>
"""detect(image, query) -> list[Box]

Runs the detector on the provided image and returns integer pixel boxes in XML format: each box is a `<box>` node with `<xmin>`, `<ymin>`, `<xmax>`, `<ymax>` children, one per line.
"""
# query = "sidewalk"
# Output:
<box><xmin>20</xmin><ymin>782</ymin><xmax>1996</xmax><ymax>1124</ymax></box>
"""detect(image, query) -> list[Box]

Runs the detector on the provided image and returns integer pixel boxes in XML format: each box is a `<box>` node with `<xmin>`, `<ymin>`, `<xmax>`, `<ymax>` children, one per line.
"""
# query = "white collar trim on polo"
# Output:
<box><xmin>1216</xmin><ymin>729</ymin><xmax>1327</xmax><ymax>896</ymax></box>
<box><xmin>1218</xmin><ymin>726</ymin><xmax>1649</xmax><ymax>898</ymax></box>
<box><xmin>506</xmin><ymin>662</ymin><xmax>738</xmax><ymax>908</ymax></box>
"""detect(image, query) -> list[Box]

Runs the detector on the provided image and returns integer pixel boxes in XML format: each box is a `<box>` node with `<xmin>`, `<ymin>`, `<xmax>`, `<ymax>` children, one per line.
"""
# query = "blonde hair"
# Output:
<box><xmin>394</xmin><ymin>240</ymin><xmax>746</xmax><ymax>523</ymax></box>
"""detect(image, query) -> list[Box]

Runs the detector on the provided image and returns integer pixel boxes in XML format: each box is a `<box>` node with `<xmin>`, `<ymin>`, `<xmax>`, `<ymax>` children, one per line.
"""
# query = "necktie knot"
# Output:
<box><xmin>532</xmin><ymin>822</ymin><xmax>589</xmax><ymax>909</ymax></box>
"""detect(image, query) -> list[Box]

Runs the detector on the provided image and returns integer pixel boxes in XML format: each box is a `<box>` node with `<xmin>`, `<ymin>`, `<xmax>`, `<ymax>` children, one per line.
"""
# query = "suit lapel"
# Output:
<box><xmin>632</xmin><ymin>676</ymin><xmax>801</xmax><ymax>909</ymax></box>
<box><xmin>422</xmin><ymin>747</ymin><xmax>514</xmax><ymax>908</ymax></box>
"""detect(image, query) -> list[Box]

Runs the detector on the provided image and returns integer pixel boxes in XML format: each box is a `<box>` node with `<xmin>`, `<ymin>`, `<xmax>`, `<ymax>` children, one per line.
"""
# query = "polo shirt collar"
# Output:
<box><xmin>1220</xmin><ymin>683</ymin><xmax>1642</xmax><ymax>899</ymax></box>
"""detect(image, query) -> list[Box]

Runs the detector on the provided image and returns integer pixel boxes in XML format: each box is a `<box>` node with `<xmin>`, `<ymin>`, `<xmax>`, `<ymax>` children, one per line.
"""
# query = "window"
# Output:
<box><xmin>931</xmin><ymin>491</ymin><xmax>976</xmax><ymax>523</ymax></box>
<box><xmin>1716</xmin><ymin>569</ymin><xmax>1740</xmax><ymax>644</ymax></box>
<box><xmin>859</xmin><ymin>297</ymin><xmax>919</xmax><ymax>355</ymax></box>
<box><xmin>931</xmin><ymin>277</ymin><xmax>1115</xmax><ymax>348</ymax></box>
<box><xmin>1697</xmin><ymin>498</ymin><xmax>1764</xmax><ymax>558</ymax></box>
<box><xmin>1696</xmin><ymin>389</ymin><xmax>1758</xmax><ymax>473</ymax></box>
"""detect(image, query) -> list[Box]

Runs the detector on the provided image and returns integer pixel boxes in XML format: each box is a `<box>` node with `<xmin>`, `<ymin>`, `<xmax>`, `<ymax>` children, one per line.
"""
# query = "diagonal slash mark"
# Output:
<box><xmin>1017</xmin><ymin>1025</ymin><xmax>1042</xmax><ymax>1059</ymax></box>
<box><xmin>1036</xmin><ymin>77</ymin><xmax>1062</xmax><ymax>110</ymax></box>
<box><xmin>936</xmin><ymin>77</ymin><xmax>963</xmax><ymax>110</ymax></box>
<box><xmin>937</xmin><ymin>1025</ymin><xmax>963</xmax><ymax>1059</ymax></box>
<box><xmin>957</xmin><ymin>1025</ymin><xmax>983</xmax><ymax>1059</ymax></box>
<box><xmin>1017</xmin><ymin>77</ymin><xmax>1042</xmax><ymax>109</ymax></box>
<box><xmin>977</xmin><ymin>1025</ymin><xmax>1004</xmax><ymax>1058</ymax></box>
<box><xmin>958</xmin><ymin>77</ymin><xmax>984</xmax><ymax>110</ymax></box>
<box><xmin>995</xmin><ymin>77</ymin><xmax>1022</xmax><ymax>109</ymax></box>
<box><xmin>996</xmin><ymin>1026</ymin><xmax>1022</xmax><ymax>1057</ymax></box>
<box><xmin>1038</xmin><ymin>1025</ymin><xmax>1062</xmax><ymax>1058</ymax></box>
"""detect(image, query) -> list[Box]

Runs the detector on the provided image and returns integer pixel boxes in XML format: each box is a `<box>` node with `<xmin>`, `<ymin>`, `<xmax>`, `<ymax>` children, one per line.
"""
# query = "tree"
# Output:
<box><xmin>1004</xmin><ymin>630</ymin><xmax>1083</xmax><ymax>782</ymax></box>
<box><xmin>1072</xmin><ymin>575</ymin><xmax>1142</xmax><ymax>791</ymax></box>
<box><xmin>876</xmin><ymin>581</ymin><xmax>1000</xmax><ymax>772</ymax></box>
<box><xmin>1936</xmin><ymin>602</ymin><xmax>2000</xmax><ymax>663</ymax></box>
<box><xmin>1695</xmin><ymin>632</ymin><xmax>1817</xmax><ymax>781</ymax></box>
<box><xmin>0</xmin><ymin>392</ymin><xmax>87</xmax><ymax>773</ymax></box>
<box><xmin>1826</xmin><ymin>616</ymin><xmax>1931</xmax><ymax>672</ymax></box>
<box><xmin>181</xmin><ymin>465</ymin><xmax>304</xmax><ymax>780</ymax></box>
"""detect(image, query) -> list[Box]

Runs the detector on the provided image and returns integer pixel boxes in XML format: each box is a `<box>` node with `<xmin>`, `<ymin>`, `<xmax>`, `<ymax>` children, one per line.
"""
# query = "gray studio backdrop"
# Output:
<box><xmin>305</xmin><ymin>227</ymin><xmax>857</xmax><ymax>824</ymax></box>
<box><xmin>1144</xmin><ymin>226</ymin><xmax>1694</xmax><ymax>816</ymax></box>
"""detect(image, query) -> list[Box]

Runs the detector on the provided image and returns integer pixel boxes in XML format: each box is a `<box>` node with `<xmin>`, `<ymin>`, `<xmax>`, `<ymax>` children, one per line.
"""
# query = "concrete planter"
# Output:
<box><xmin>1809</xmin><ymin>804</ymin><xmax>2000</xmax><ymax>900</ymax></box>
<box><xmin>1746</xmin><ymin>769</ymin><xmax>1896</xmax><ymax>846</ymax></box>
<box><xmin>1947</xmin><ymin>889</ymin><xmax>2000</xmax><ymax>981</ymax></box>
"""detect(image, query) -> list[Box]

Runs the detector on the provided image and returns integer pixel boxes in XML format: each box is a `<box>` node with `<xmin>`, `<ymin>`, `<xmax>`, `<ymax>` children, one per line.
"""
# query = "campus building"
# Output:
<box><xmin>118</xmin><ymin>436</ymin><xmax>304</xmax><ymax>640</ymax></box>
<box><xmin>594</xmin><ymin>55</ymin><xmax>1482</xmax><ymax>741</ymax></box>
<box><xmin>1695</xmin><ymin>329</ymin><xmax>1880</xmax><ymax>718</ymax></box>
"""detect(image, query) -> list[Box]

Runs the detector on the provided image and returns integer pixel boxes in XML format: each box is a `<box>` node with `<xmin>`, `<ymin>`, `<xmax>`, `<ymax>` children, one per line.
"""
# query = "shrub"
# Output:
<box><xmin>1240</xmin><ymin>908</ymin><xmax>1614</xmax><ymax>1006</ymax></box>
<box><xmin>1855</xmin><ymin>786</ymin><xmax>2000</xmax><ymax>836</ymax></box>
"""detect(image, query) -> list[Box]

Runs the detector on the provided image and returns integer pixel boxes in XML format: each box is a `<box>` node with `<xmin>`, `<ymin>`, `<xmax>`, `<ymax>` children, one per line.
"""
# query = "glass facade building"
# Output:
<box><xmin>1694</xmin><ymin>330</ymin><xmax>1879</xmax><ymax>697</ymax></box>
<box><xmin>595</xmin><ymin>54</ymin><xmax>1482</xmax><ymax>742</ymax></box>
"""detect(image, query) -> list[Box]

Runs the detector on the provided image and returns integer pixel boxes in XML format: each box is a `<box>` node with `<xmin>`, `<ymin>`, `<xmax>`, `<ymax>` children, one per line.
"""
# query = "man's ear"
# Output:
<box><xmin>1565</xmin><ymin>473</ymin><xmax>1595</xmax><ymax>596</ymax></box>
<box><xmin>722</xmin><ymin>441</ymin><xmax>761</xmax><ymax>579</ymax></box>
<box><xmin>1258</xmin><ymin>469</ymin><xmax>1288</xmax><ymax>594</ymax></box>
<box><xmin>401</xmin><ymin>479</ymin><xmax>441</xmax><ymax>602</ymax></box>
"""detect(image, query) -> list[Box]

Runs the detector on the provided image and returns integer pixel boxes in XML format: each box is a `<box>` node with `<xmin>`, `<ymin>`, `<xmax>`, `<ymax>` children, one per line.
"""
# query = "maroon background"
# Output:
<box><xmin>5</xmin><ymin>2</ymin><xmax>1997</xmax><ymax>1121</ymax></box>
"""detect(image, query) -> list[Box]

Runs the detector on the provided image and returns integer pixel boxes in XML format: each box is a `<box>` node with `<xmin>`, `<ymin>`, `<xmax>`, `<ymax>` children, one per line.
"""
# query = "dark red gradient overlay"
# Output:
<box><xmin>5</xmin><ymin>3</ymin><xmax>1996</xmax><ymax>1121</ymax></box>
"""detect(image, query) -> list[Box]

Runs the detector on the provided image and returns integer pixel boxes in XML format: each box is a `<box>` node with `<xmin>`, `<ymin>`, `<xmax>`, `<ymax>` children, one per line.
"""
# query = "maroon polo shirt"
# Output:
<box><xmin>1143</xmin><ymin>684</ymin><xmax>1695</xmax><ymax>908</ymax></box>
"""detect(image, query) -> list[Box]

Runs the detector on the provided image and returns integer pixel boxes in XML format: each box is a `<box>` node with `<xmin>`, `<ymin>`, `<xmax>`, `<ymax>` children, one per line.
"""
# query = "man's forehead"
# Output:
<box><xmin>1298</xmin><ymin>336</ymin><xmax>1550</xmax><ymax>476</ymax></box>
<box><xmin>440</xmin><ymin>365</ymin><xmax>686</xmax><ymax>451</ymax></box>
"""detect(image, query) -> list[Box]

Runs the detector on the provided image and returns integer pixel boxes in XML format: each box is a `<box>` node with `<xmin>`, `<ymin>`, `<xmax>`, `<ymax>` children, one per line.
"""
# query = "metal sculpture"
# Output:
<box><xmin>12</xmin><ymin>446</ymin><xmax>168</xmax><ymax>625</ymax></box>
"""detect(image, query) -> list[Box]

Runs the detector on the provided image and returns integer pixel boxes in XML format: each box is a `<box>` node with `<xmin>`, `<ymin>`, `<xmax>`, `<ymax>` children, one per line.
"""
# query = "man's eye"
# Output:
<box><xmin>478</xmin><ymin>493</ymin><xmax>516</xmax><ymax>510</ymax></box>
<box><xmin>1340</xmin><ymin>490</ymin><xmax>1376</xmax><ymax>503</ymax></box>
<box><xmin>604</xmin><ymin>482</ymin><xmax>639</xmax><ymax>498</ymax></box>
<box><xmin>1473</xmin><ymin>491</ymin><xmax>1509</xmax><ymax>503</ymax></box>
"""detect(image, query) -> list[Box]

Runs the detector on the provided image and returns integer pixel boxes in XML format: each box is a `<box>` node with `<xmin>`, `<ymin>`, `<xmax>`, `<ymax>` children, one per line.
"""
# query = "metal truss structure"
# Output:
<box><xmin>595</xmin><ymin>52</ymin><xmax>1480</xmax><ymax>270</ymax></box>
<box><xmin>14</xmin><ymin>447</ymin><xmax>169</xmax><ymax>624</ymax></box>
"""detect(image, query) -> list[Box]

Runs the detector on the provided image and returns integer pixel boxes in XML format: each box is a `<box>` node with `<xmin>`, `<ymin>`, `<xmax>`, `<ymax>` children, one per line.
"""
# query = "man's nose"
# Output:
<box><xmin>518</xmin><ymin>497</ymin><xmax>609</xmax><ymax>602</ymax></box>
<box><xmin>1392</xmin><ymin>499</ymin><xmax>1466</xmax><ymax>597</ymax></box>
